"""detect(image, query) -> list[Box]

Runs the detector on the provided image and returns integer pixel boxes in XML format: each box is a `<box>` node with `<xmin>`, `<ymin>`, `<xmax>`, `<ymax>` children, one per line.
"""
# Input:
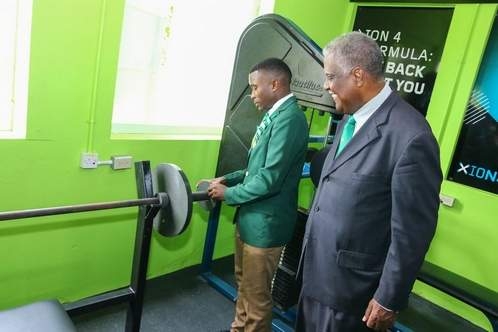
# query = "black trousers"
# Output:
<box><xmin>295</xmin><ymin>293</ymin><xmax>374</xmax><ymax>332</ymax></box>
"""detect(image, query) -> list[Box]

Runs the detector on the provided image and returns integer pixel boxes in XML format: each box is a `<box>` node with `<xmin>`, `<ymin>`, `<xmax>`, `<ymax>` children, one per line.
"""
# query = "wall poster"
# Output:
<box><xmin>353</xmin><ymin>7</ymin><xmax>453</xmax><ymax>116</ymax></box>
<box><xmin>448</xmin><ymin>16</ymin><xmax>498</xmax><ymax>195</ymax></box>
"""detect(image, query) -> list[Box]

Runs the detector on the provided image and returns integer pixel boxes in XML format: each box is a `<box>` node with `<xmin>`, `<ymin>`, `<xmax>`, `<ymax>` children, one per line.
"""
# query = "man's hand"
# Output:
<box><xmin>208</xmin><ymin>183</ymin><xmax>227</xmax><ymax>201</ymax></box>
<box><xmin>210</xmin><ymin>177</ymin><xmax>226</xmax><ymax>185</ymax></box>
<box><xmin>196</xmin><ymin>176</ymin><xmax>225</xmax><ymax>188</ymax></box>
<box><xmin>362</xmin><ymin>298</ymin><xmax>397</xmax><ymax>331</ymax></box>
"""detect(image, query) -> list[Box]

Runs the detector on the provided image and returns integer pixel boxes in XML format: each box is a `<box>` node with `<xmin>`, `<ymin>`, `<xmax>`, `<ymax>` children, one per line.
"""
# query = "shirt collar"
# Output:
<box><xmin>268</xmin><ymin>93</ymin><xmax>294</xmax><ymax>116</ymax></box>
<box><xmin>352</xmin><ymin>82</ymin><xmax>391</xmax><ymax>134</ymax></box>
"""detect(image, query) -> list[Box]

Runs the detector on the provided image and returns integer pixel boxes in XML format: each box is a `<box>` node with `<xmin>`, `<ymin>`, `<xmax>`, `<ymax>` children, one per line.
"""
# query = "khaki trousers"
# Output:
<box><xmin>230</xmin><ymin>228</ymin><xmax>283</xmax><ymax>332</ymax></box>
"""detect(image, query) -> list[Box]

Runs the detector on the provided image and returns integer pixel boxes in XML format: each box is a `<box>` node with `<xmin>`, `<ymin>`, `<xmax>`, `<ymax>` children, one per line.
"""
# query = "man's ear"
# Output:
<box><xmin>352</xmin><ymin>66</ymin><xmax>364</xmax><ymax>87</ymax></box>
<box><xmin>271</xmin><ymin>79</ymin><xmax>280</xmax><ymax>91</ymax></box>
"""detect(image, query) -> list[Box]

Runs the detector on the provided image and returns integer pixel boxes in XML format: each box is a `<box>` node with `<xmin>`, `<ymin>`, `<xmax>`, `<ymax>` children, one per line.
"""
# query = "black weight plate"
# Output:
<box><xmin>153</xmin><ymin>163</ymin><xmax>192</xmax><ymax>237</ymax></box>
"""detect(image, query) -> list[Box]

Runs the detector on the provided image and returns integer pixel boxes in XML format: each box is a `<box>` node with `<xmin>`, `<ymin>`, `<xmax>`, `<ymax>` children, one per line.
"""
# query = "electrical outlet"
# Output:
<box><xmin>111</xmin><ymin>155</ymin><xmax>133</xmax><ymax>170</ymax></box>
<box><xmin>80</xmin><ymin>152</ymin><xmax>99</xmax><ymax>169</ymax></box>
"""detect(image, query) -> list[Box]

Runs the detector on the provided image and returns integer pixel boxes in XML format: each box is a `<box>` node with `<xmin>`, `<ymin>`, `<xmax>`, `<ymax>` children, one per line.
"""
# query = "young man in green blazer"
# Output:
<box><xmin>208</xmin><ymin>58</ymin><xmax>309</xmax><ymax>332</ymax></box>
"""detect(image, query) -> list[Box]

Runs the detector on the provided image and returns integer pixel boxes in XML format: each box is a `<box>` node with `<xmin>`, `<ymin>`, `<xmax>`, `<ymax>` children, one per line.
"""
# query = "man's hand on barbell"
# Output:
<box><xmin>208</xmin><ymin>183</ymin><xmax>227</xmax><ymax>200</ymax></box>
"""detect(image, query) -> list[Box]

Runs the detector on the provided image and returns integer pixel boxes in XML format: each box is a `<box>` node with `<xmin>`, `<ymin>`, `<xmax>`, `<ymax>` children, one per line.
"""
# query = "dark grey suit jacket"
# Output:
<box><xmin>300</xmin><ymin>92</ymin><xmax>442</xmax><ymax>314</ymax></box>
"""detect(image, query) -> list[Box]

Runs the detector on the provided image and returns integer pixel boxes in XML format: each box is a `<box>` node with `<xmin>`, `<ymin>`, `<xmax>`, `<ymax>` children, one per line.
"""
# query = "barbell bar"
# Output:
<box><xmin>0</xmin><ymin>163</ymin><xmax>215</xmax><ymax>237</ymax></box>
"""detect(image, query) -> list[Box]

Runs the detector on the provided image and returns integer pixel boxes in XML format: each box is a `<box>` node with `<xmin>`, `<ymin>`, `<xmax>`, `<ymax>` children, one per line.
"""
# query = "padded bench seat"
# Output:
<box><xmin>0</xmin><ymin>300</ymin><xmax>76</xmax><ymax>332</ymax></box>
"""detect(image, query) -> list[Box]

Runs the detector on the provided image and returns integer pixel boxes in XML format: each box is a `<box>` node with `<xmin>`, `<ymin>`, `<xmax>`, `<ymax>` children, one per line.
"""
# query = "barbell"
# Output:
<box><xmin>0</xmin><ymin>163</ymin><xmax>215</xmax><ymax>237</ymax></box>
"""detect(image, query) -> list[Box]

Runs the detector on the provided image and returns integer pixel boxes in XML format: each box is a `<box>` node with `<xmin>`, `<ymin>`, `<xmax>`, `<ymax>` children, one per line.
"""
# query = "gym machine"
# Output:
<box><xmin>199</xmin><ymin>13</ymin><xmax>339</xmax><ymax>332</ymax></box>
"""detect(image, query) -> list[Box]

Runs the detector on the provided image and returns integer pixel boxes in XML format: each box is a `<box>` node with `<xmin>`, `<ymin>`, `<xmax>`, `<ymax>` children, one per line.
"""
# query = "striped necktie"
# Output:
<box><xmin>336</xmin><ymin>116</ymin><xmax>356</xmax><ymax>155</ymax></box>
<box><xmin>251</xmin><ymin>113</ymin><xmax>272</xmax><ymax>148</ymax></box>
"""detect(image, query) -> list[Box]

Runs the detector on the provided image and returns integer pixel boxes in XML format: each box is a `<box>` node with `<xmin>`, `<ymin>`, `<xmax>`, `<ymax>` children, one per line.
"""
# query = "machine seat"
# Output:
<box><xmin>0</xmin><ymin>300</ymin><xmax>76</xmax><ymax>332</ymax></box>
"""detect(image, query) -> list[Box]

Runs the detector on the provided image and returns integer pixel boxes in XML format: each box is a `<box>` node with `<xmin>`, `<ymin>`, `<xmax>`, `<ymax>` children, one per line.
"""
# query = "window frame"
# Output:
<box><xmin>0</xmin><ymin>0</ymin><xmax>32</xmax><ymax>139</ymax></box>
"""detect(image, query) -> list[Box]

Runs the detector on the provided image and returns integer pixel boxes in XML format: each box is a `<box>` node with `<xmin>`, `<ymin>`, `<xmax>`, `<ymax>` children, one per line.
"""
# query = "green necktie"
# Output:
<box><xmin>336</xmin><ymin>116</ymin><xmax>356</xmax><ymax>155</ymax></box>
<box><xmin>251</xmin><ymin>113</ymin><xmax>272</xmax><ymax>148</ymax></box>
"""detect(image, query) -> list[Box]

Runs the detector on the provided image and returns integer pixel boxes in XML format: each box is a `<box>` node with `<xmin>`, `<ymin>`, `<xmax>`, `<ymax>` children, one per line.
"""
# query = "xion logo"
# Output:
<box><xmin>457</xmin><ymin>162</ymin><xmax>498</xmax><ymax>183</ymax></box>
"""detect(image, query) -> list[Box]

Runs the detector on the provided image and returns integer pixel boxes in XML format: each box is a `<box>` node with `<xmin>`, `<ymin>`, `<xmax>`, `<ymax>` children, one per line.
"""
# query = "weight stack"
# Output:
<box><xmin>271</xmin><ymin>209</ymin><xmax>308</xmax><ymax>310</ymax></box>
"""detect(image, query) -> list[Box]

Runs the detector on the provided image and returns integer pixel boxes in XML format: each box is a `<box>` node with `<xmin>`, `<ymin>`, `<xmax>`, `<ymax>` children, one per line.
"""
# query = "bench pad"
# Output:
<box><xmin>0</xmin><ymin>300</ymin><xmax>76</xmax><ymax>332</ymax></box>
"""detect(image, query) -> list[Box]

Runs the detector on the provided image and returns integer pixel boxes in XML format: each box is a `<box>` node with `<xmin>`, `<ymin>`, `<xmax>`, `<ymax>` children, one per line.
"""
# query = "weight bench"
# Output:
<box><xmin>0</xmin><ymin>161</ymin><xmax>212</xmax><ymax>332</ymax></box>
<box><xmin>0</xmin><ymin>300</ymin><xmax>76</xmax><ymax>332</ymax></box>
<box><xmin>418</xmin><ymin>261</ymin><xmax>498</xmax><ymax>331</ymax></box>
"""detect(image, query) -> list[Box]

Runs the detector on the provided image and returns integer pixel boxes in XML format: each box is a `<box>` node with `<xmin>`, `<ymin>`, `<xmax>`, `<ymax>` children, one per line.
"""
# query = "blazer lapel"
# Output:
<box><xmin>258</xmin><ymin>96</ymin><xmax>297</xmax><ymax>138</ymax></box>
<box><xmin>248</xmin><ymin>96</ymin><xmax>298</xmax><ymax>157</ymax></box>
<box><xmin>322</xmin><ymin>92</ymin><xmax>397</xmax><ymax>177</ymax></box>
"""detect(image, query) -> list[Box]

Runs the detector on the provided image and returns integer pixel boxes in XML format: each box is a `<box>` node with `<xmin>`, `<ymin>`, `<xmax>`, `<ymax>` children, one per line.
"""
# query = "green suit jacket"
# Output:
<box><xmin>223</xmin><ymin>96</ymin><xmax>308</xmax><ymax>248</ymax></box>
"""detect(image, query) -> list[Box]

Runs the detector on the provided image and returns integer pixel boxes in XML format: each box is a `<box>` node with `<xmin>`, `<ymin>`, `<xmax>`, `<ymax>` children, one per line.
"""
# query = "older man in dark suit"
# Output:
<box><xmin>296</xmin><ymin>32</ymin><xmax>442</xmax><ymax>332</ymax></box>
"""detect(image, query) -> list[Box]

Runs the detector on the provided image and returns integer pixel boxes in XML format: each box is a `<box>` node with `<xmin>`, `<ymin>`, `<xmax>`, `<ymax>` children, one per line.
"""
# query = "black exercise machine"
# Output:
<box><xmin>199</xmin><ymin>13</ymin><xmax>341</xmax><ymax>332</ymax></box>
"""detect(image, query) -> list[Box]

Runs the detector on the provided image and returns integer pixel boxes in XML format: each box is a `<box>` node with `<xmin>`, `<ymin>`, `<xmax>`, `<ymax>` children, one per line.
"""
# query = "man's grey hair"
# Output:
<box><xmin>323</xmin><ymin>31</ymin><xmax>384</xmax><ymax>79</ymax></box>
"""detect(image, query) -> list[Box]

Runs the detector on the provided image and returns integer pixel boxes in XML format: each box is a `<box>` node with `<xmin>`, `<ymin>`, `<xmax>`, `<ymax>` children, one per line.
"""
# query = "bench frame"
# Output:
<box><xmin>0</xmin><ymin>161</ymin><xmax>159</xmax><ymax>332</ymax></box>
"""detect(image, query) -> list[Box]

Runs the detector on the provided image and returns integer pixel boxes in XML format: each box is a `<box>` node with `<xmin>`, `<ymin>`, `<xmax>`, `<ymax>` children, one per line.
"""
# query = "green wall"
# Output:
<box><xmin>275</xmin><ymin>0</ymin><xmax>497</xmax><ymax>330</ymax></box>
